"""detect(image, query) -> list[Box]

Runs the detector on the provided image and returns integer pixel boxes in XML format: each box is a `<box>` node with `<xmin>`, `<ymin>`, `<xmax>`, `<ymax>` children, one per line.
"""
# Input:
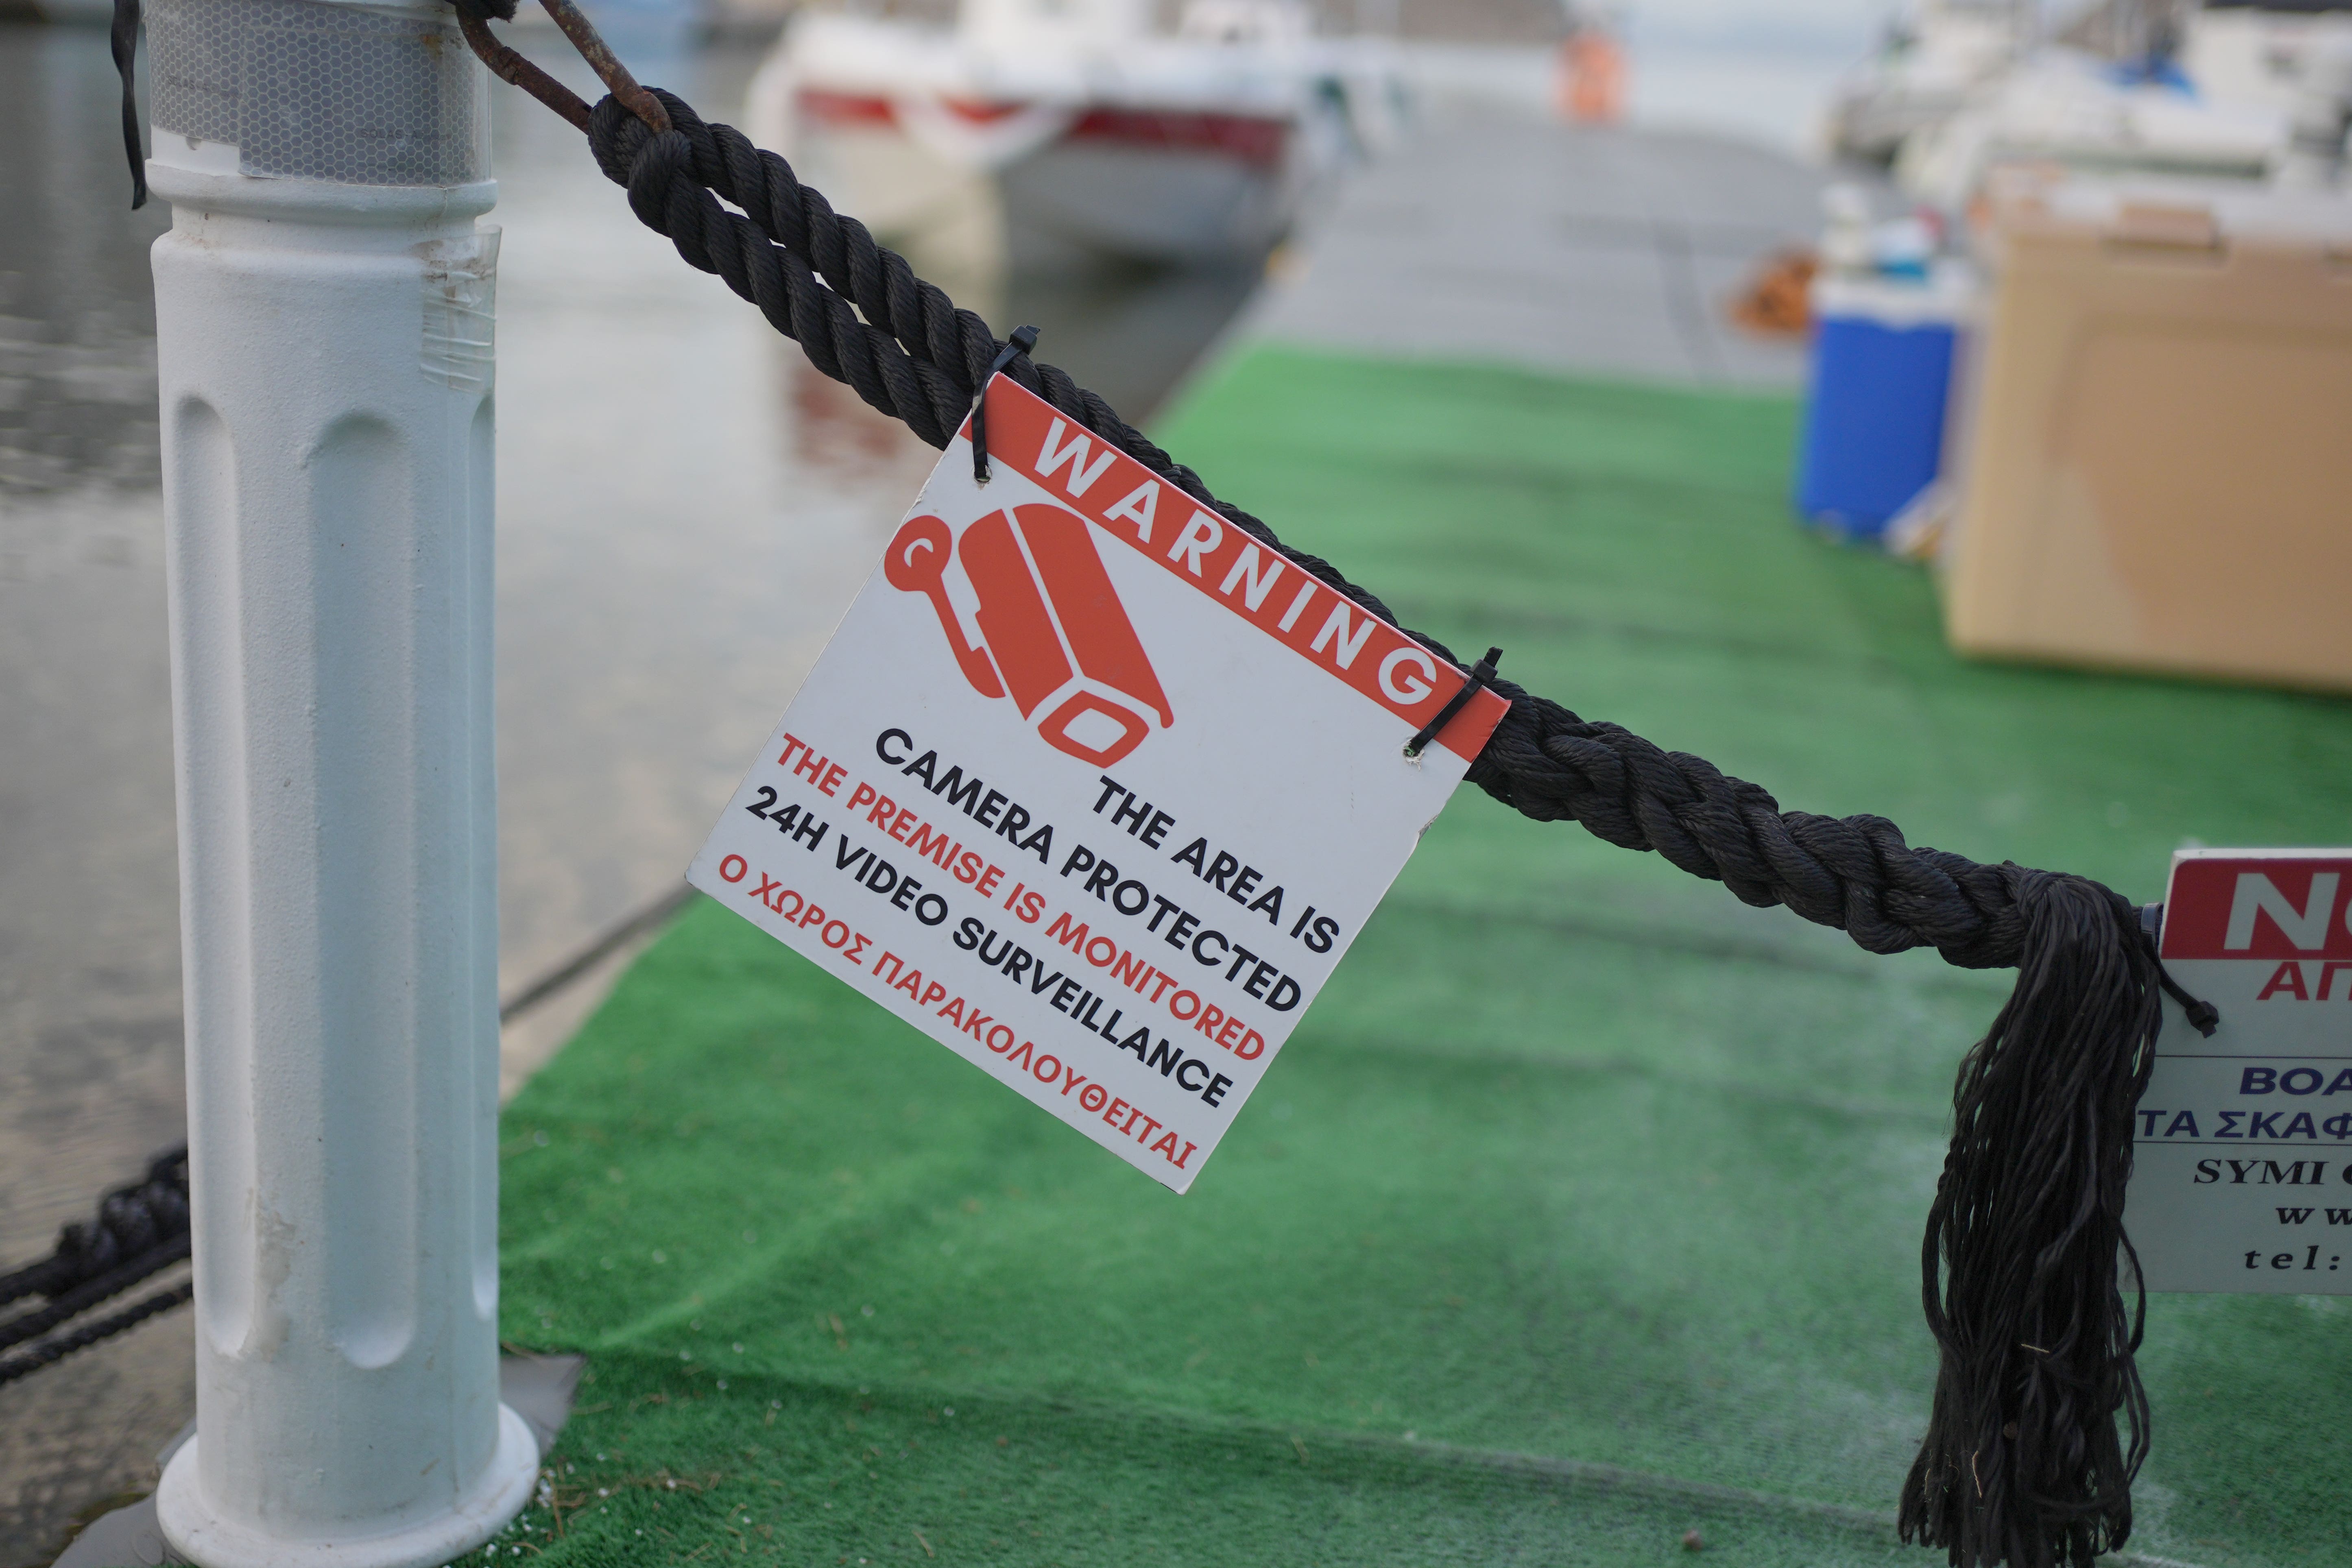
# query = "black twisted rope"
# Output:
<box><xmin>591</xmin><ymin>90</ymin><xmax>2034</xmax><ymax>973</ymax></box>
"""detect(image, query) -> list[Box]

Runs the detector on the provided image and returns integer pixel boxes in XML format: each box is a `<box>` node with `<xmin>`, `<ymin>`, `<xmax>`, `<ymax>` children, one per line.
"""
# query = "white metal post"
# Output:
<box><xmin>143</xmin><ymin>2</ymin><xmax>537</xmax><ymax>1564</ymax></box>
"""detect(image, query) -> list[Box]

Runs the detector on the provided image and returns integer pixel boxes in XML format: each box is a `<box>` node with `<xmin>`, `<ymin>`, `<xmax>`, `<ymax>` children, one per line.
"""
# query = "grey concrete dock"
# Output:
<box><xmin>1251</xmin><ymin>113</ymin><xmax>1824</xmax><ymax>387</ymax></box>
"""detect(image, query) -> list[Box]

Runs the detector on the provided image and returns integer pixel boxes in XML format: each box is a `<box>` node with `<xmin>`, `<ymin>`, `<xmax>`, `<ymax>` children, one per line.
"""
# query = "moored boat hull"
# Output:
<box><xmin>790</xmin><ymin>89</ymin><xmax>1306</xmax><ymax>267</ymax></box>
<box><xmin>749</xmin><ymin>3</ymin><xmax>1361</xmax><ymax>273</ymax></box>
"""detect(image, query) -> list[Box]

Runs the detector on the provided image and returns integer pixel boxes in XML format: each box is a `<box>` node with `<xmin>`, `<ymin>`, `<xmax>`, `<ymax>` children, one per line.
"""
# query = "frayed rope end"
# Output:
<box><xmin>1900</xmin><ymin>870</ymin><xmax>2158</xmax><ymax>1568</ymax></box>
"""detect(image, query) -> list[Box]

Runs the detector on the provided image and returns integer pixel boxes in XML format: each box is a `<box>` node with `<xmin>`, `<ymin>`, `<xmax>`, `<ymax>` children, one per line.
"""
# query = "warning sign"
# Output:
<box><xmin>688</xmin><ymin>374</ymin><xmax>1510</xmax><ymax>1191</ymax></box>
<box><xmin>2129</xmin><ymin>848</ymin><xmax>2352</xmax><ymax>1293</ymax></box>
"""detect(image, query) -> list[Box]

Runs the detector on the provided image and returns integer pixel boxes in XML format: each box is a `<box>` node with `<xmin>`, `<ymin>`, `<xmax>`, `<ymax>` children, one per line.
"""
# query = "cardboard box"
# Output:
<box><xmin>1940</xmin><ymin>180</ymin><xmax>2352</xmax><ymax>691</ymax></box>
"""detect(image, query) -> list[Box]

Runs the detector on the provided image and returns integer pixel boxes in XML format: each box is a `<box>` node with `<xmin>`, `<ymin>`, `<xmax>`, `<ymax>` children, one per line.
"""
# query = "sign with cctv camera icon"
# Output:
<box><xmin>689</xmin><ymin>373</ymin><xmax>1510</xmax><ymax>1191</ymax></box>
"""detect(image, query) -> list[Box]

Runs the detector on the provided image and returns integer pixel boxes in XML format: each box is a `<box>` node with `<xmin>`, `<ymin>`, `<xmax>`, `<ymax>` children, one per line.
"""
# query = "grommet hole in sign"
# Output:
<box><xmin>1404</xmin><ymin>648</ymin><xmax>1503</xmax><ymax>763</ymax></box>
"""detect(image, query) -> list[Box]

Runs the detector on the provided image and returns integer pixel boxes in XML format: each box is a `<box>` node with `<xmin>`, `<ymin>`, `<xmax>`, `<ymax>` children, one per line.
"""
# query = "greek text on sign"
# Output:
<box><xmin>2129</xmin><ymin>848</ymin><xmax>2352</xmax><ymax>1293</ymax></box>
<box><xmin>687</xmin><ymin>374</ymin><xmax>1510</xmax><ymax>1192</ymax></box>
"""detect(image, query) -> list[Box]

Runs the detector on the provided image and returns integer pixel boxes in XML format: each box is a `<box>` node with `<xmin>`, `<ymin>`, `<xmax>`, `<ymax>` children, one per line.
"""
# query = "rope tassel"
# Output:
<box><xmin>1902</xmin><ymin>872</ymin><xmax>2160</xmax><ymax>1568</ymax></box>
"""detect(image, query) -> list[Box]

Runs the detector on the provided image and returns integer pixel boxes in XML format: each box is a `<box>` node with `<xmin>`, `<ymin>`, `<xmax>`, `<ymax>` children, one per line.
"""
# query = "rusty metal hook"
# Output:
<box><xmin>454</xmin><ymin>0</ymin><xmax>672</xmax><ymax>138</ymax></box>
<box><xmin>534</xmin><ymin>0</ymin><xmax>673</xmax><ymax>134</ymax></box>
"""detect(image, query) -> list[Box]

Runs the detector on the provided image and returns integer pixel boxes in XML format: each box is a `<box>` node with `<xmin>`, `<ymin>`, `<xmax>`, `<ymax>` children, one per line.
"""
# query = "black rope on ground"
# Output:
<box><xmin>0</xmin><ymin>1145</ymin><xmax>191</xmax><ymax>1385</ymax></box>
<box><xmin>0</xmin><ymin>1278</ymin><xmax>194</xmax><ymax>1389</ymax></box>
<box><xmin>0</xmin><ymin>1232</ymin><xmax>191</xmax><ymax>1354</ymax></box>
<box><xmin>0</xmin><ymin>1144</ymin><xmax>188</xmax><ymax>1311</ymax></box>
<box><xmin>0</xmin><ymin>864</ymin><xmax>694</xmax><ymax>1387</ymax></box>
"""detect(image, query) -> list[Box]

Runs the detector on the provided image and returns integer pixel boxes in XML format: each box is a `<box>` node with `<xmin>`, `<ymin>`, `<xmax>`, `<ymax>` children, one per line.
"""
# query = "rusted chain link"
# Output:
<box><xmin>537</xmin><ymin>0</ymin><xmax>671</xmax><ymax>133</ymax></box>
<box><xmin>454</xmin><ymin>6</ymin><xmax>592</xmax><ymax>133</ymax></box>
<box><xmin>453</xmin><ymin>0</ymin><xmax>669</xmax><ymax>136</ymax></box>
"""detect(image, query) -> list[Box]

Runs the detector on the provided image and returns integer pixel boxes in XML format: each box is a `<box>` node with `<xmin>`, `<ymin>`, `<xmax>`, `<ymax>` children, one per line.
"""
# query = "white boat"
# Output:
<box><xmin>1895</xmin><ymin>45</ymin><xmax>2294</xmax><ymax>208</ymax></box>
<box><xmin>1830</xmin><ymin>0</ymin><xmax>2352</xmax><ymax>202</ymax></box>
<box><xmin>746</xmin><ymin>0</ymin><xmax>1392</xmax><ymax>270</ymax></box>
<box><xmin>1826</xmin><ymin>0</ymin><xmax>2031</xmax><ymax>164</ymax></box>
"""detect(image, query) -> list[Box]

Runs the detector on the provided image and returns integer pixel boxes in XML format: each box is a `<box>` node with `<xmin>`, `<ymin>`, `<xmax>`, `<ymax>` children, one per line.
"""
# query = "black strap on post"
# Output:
<box><xmin>1403</xmin><ymin>646</ymin><xmax>1502</xmax><ymax>760</ymax></box>
<box><xmin>112</xmin><ymin>0</ymin><xmax>147</xmax><ymax>209</ymax></box>
<box><xmin>971</xmin><ymin>324</ymin><xmax>1040</xmax><ymax>485</ymax></box>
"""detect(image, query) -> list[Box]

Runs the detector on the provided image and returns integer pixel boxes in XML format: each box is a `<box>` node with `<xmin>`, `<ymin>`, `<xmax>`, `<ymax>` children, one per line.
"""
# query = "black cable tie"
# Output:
<box><xmin>112</xmin><ymin>0</ymin><xmax>148</xmax><ymax>210</ymax></box>
<box><xmin>2159</xmin><ymin>969</ymin><xmax>2221</xmax><ymax>1037</ymax></box>
<box><xmin>1403</xmin><ymin>646</ymin><xmax>1502</xmax><ymax>761</ymax></box>
<box><xmin>2137</xmin><ymin>902</ymin><xmax>2220</xmax><ymax>1038</ymax></box>
<box><xmin>971</xmin><ymin>324</ymin><xmax>1040</xmax><ymax>486</ymax></box>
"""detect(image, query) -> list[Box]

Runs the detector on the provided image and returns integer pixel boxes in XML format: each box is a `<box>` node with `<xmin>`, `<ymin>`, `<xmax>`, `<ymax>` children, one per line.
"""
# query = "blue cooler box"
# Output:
<box><xmin>1795</xmin><ymin>273</ymin><xmax>1972</xmax><ymax>540</ymax></box>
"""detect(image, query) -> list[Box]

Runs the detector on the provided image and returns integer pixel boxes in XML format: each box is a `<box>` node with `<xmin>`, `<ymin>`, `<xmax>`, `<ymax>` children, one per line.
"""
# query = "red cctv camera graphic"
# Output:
<box><xmin>885</xmin><ymin>504</ymin><xmax>1174</xmax><ymax>768</ymax></box>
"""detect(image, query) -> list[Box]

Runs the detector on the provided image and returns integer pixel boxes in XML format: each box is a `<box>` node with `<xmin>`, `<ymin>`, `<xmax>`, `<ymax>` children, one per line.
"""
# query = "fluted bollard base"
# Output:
<box><xmin>142</xmin><ymin>2</ymin><xmax>536</xmax><ymax>1564</ymax></box>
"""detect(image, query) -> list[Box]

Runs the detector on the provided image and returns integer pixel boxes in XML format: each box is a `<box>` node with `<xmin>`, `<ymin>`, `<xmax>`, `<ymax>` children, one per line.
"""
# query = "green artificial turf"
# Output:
<box><xmin>491</xmin><ymin>347</ymin><xmax>2352</xmax><ymax>1568</ymax></box>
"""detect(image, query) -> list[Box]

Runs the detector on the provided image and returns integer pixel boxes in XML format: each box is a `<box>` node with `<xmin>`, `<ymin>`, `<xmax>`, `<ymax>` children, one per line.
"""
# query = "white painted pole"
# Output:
<box><xmin>143</xmin><ymin>2</ymin><xmax>537</xmax><ymax>1564</ymax></box>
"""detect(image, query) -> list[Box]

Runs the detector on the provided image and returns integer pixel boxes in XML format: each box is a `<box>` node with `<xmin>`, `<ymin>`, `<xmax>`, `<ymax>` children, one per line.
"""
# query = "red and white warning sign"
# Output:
<box><xmin>2130</xmin><ymin>848</ymin><xmax>2352</xmax><ymax>1292</ymax></box>
<box><xmin>688</xmin><ymin>375</ymin><xmax>1510</xmax><ymax>1191</ymax></box>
